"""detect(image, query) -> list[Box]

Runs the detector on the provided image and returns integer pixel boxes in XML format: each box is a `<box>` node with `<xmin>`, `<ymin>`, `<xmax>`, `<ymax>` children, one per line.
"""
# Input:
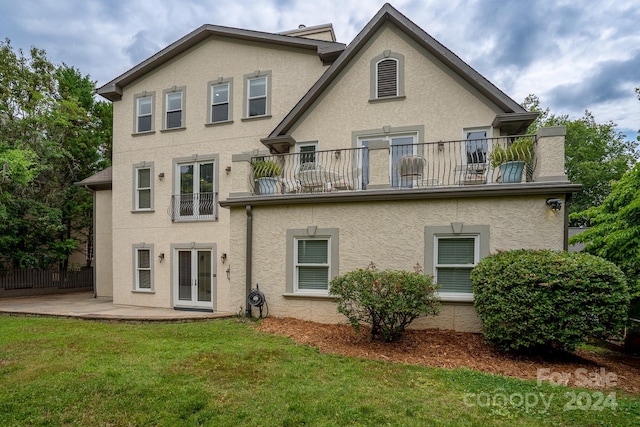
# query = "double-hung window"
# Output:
<box><xmin>434</xmin><ymin>236</ymin><xmax>479</xmax><ymax>295</ymax></box>
<box><xmin>133</xmin><ymin>162</ymin><xmax>154</xmax><ymax>212</ymax></box>
<box><xmin>247</xmin><ymin>76</ymin><xmax>267</xmax><ymax>117</ymax></box>
<box><xmin>211</xmin><ymin>82</ymin><xmax>230</xmax><ymax>123</ymax></box>
<box><xmin>295</xmin><ymin>238</ymin><xmax>330</xmax><ymax>293</ymax></box>
<box><xmin>135</xmin><ymin>95</ymin><xmax>153</xmax><ymax>133</ymax></box>
<box><xmin>133</xmin><ymin>244</ymin><xmax>154</xmax><ymax>291</ymax></box>
<box><xmin>165</xmin><ymin>90</ymin><xmax>183</xmax><ymax>129</ymax></box>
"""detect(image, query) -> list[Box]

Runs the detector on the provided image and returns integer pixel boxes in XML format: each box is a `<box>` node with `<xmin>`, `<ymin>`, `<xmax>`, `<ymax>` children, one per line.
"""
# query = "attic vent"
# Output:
<box><xmin>376</xmin><ymin>59</ymin><xmax>398</xmax><ymax>98</ymax></box>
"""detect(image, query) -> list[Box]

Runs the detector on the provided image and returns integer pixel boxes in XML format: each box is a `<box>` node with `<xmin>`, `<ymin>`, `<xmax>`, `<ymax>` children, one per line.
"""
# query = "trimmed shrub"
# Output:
<box><xmin>470</xmin><ymin>249</ymin><xmax>629</xmax><ymax>353</ymax></box>
<box><xmin>329</xmin><ymin>264</ymin><xmax>440</xmax><ymax>342</ymax></box>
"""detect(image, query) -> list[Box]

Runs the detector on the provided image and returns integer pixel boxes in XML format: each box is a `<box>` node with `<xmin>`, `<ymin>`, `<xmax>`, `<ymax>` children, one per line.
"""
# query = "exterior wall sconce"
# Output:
<box><xmin>546</xmin><ymin>198</ymin><xmax>562</xmax><ymax>212</ymax></box>
<box><xmin>226</xmin><ymin>265</ymin><xmax>231</xmax><ymax>280</ymax></box>
<box><xmin>225</xmin><ymin>166</ymin><xmax>231</xmax><ymax>174</ymax></box>
<box><xmin>158</xmin><ymin>172</ymin><xmax>165</xmax><ymax>180</ymax></box>
<box><xmin>220</xmin><ymin>252</ymin><xmax>227</xmax><ymax>263</ymax></box>
<box><xmin>158</xmin><ymin>253</ymin><xmax>165</xmax><ymax>262</ymax></box>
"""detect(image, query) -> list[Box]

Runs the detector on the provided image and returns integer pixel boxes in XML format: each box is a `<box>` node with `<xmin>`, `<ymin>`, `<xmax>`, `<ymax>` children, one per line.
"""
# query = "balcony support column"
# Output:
<box><xmin>533</xmin><ymin>126</ymin><xmax>569</xmax><ymax>182</ymax></box>
<box><xmin>367</xmin><ymin>139</ymin><xmax>391</xmax><ymax>189</ymax></box>
<box><xmin>230</xmin><ymin>153</ymin><xmax>254</xmax><ymax>197</ymax></box>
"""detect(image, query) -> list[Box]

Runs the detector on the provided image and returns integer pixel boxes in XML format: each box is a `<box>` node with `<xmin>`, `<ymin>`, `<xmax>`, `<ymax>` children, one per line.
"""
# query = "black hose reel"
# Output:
<box><xmin>247</xmin><ymin>283</ymin><xmax>268</xmax><ymax>319</ymax></box>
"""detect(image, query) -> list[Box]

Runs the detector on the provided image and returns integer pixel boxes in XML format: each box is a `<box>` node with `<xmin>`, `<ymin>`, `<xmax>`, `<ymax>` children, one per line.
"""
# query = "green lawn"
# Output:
<box><xmin>0</xmin><ymin>315</ymin><xmax>638</xmax><ymax>426</ymax></box>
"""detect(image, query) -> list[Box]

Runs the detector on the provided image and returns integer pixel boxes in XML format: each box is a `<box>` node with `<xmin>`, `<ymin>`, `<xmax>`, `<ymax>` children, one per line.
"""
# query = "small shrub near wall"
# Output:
<box><xmin>470</xmin><ymin>249</ymin><xmax>629</xmax><ymax>353</ymax></box>
<box><xmin>329</xmin><ymin>263</ymin><xmax>440</xmax><ymax>342</ymax></box>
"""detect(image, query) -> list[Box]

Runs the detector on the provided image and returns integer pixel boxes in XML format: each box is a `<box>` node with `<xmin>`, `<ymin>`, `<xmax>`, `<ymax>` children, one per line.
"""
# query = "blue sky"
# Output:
<box><xmin>1</xmin><ymin>0</ymin><xmax>639</xmax><ymax>141</ymax></box>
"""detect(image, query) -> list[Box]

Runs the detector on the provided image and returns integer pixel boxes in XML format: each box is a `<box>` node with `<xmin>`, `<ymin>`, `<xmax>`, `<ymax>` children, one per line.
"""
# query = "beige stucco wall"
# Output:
<box><xmin>289</xmin><ymin>23</ymin><xmax>502</xmax><ymax>148</ymax></box>
<box><xmin>229</xmin><ymin>195</ymin><xmax>566</xmax><ymax>332</ymax></box>
<box><xmin>110</xmin><ymin>36</ymin><xmax>329</xmax><ymax>308</ymax></box>
<box><xmin>94</xmin><ymin>190</ymin><xmax>113</xmax><ymax>297</ymax></box>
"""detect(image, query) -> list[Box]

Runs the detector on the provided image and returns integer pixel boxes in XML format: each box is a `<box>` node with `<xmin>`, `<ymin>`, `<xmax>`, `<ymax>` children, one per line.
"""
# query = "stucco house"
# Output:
<box><xmin>80</xmin><ymin>3</ymin><xmax>580</xmax><ymax>332</ymax></box>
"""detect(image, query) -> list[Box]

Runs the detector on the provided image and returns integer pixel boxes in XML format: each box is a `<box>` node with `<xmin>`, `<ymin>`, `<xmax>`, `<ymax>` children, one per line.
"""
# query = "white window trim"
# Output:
<box><xmin>133</xmin><ymin>92</ymin><xmax>155</xmax><ymax>134</ymax></box>
<box><xmin>133</xmin><ymin>243</ymin><xmax>154</xmax><ymax>292</ymax></box>
<box><xmin>294</xmin><ymin>236</ymin><xmax>331</xmax><ymax>295</ymax></box>
<box><xmin>247</xmin><ymin>76</ymin><xmax>267</xmax><ymax>117</ymax></box>
<box><xmin>294</xmin><ymin>141</ymin><xmax>319</xmax><ymax>170</ymax></box>
<box><xmin>376</xmin><ymin>57</ymin><xmax>399</xmax><ymax>98</ymax></box>
<box><xmin>132</xmin><ymin>162</ymin><xmax>154</xmax><ymax>212</ymax></box>
<box><xmin>433</xmin><ymin>234</ymin><xmax>479</xmax><ymax>301</ymax></box>
<box><xmin>172</xmin><ymin>154</ymin><xmax>219</xmax><ymax>222</ymax></box>
<box><xmin>208</xmin><ymin>79</ymin><xmax>233</xmax><ymax>124</ymax></box>
<box><xmin>165</xmin><ymin>91</ymin><xmax>183</xmax><ymax>129</ymax></box>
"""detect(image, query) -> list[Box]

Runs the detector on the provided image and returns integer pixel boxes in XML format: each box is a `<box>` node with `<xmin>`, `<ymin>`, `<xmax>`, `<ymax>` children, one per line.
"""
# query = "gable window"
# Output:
<box><xmin>376</xmin><ymin>59</ymin><xmax>398</xmax><ymax>97</ymax></box>
<box><xmin>210</xmin><ymin>81</ymin><xmax>230</xmax><ymax>123</ymax></box>
<box><xmin>285</xmin><ymin>227</ymin><xmax>339</xmax><ymax>296</ymax></box>
<box><xmin>133</xmin><ymin>162</ymin><xmax>154</xmax><ymax>211</ymax></box>
<box><xmin>134</xmin><ymin>93</ymin><xmax>154</xmax><ymax>133</ymax></box>
<box><xmin>369</xmin><ymin>52</ymin><xmax>405</xmax><ymax>101</ymax></box>
<box><xmin>172</xmin><ymin>155</ymin><xmax>218</xmax><ymax>222</ymax></box>
<box><xmin>133</xmin><ymin>244</ymin><xmax>154</xmax><ymax>292</ymax></box>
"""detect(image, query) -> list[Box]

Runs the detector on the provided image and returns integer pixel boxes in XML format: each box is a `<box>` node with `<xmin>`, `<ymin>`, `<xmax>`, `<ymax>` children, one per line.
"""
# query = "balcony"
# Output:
<box><xmin>245</xmin><ymin>135</ymin><xmax>537</xmax><ymax>196</ymax></box>
<box><xmin>170</xmin><ymin>193</ymin><xmax>217</xmax><ymax>221</ymax></box>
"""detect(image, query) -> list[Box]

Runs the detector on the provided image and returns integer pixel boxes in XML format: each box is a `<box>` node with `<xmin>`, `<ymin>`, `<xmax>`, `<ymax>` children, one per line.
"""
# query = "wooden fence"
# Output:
<box><xmin>0</xmin><ymin>268</ymin><xmax>93</xmax><ymax>296</ymax></box>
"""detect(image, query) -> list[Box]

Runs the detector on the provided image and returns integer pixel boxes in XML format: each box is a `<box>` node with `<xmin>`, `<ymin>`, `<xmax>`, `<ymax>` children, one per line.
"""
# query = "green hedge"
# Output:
<box><xmin>329</xmin><ymin>265</ymin><xmax>440</xmax><ymax>342</ymax></box>
<box><xmin>470</xmin><ymin>249</ymin><xmax>629</xmax><ymax>353</ymax></box>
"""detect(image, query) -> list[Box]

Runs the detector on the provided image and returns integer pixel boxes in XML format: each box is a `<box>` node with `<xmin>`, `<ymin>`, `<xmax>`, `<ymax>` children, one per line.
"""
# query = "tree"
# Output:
<box><xmin>0</xmin><ymin>39</ymin><xmax>112</xmax><ymax>269</ymax></box>
<box><xmin>522</xmin><ymin>95</ymin><xmax>638</xmax><ymax>225</ymax></box>
<box><xmin>569</xmin><ymin>163</ymin><xmax>640</xmax><ymax>302</ymax></box>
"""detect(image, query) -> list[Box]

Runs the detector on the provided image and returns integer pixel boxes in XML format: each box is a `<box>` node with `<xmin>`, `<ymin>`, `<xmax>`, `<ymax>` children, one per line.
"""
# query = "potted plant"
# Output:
<box><xmin>489</xmin><ymin>137</ymin><xmax>534</xmax><ymax>183</ymax></box>
<box><xmin>252</xmin><ymin>159</ymin><xmax>282</xmax><ymax>194</ymax></box>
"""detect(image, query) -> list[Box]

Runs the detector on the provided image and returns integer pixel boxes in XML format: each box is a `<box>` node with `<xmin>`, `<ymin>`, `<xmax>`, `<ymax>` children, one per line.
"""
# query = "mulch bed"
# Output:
<box><xmin>256</xmin><ymin>317</ymin><xmax>640</xmax><ymax>394</ymax></box>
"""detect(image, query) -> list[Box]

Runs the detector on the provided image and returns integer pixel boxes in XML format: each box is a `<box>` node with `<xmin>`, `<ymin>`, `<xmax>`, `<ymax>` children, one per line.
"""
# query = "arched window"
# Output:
<box><xmin>376</xmin><ymin>58</ymin><xmax>398</xmax><ymax>98</ymax></box>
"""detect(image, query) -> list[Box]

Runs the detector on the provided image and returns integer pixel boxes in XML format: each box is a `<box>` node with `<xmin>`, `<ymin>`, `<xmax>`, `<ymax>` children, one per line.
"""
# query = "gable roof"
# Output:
<box><xmin>262</xmin><ymin>3</ymin><xmax>535</xmax><ymax>151</ymax></box>
<box><xmin>97</xmin><ymin>25</ymin><xmax>346</xmax><ymax>102</ymax></box>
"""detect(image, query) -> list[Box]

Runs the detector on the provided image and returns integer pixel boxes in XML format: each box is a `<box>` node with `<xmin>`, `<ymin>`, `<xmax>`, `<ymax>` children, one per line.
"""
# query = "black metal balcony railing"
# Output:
<box><xmin>169</xmin><ymin>193</ymin><xmax>217</xmax><ymax>221</ymax></box>
<box><xmin>249</xmin><ymin>135</ymin><xmax>537</xmax><ymax>195</ymax></box>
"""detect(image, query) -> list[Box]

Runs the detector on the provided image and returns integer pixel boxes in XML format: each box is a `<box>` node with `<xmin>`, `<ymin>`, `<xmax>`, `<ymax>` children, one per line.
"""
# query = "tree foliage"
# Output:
<box><xmin>522</xmin><ymin>95</ymin><xmax>638</xmax><ymax>225</ymax></box>
<box><xmin>0</xmin><ymin>39</ymin><xmax>112</xmax><ymax>269</ymax></box>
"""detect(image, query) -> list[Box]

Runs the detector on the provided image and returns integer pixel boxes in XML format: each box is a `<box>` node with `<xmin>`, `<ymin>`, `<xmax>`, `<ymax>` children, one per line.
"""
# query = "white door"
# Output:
<box><xmin>175</xmin><ymin>248</ymin><xmax>215</xmax><ymax>309</ymax></box>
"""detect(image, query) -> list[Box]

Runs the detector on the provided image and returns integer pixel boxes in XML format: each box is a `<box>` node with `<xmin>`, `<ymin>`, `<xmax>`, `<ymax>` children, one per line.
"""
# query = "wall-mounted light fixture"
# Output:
<box><xmin>220</xmin><ymin>253</ymin><xmax>227</xmax><ymax>263</ymax></box>
<box><xmin>226</xmin><ymin>265</ymin><xmax>231</xmax><ymax>280</ymax></box>
<box><xmin>546</xmin><ymin>198</ymin><xmax>562</xmax><ymax>212</ymax></box>
<box><xmin>158</xmin><ymin>172</ymin><xmax>165</xmax><ymax>180</ymax></box>
<box><xmin>225</xmin><ymin>166</ymin><xmax>231</xmax><ymax>175</ymax></box>
<box><xmin>158</xmin><ymin>252</ymin><xmax>165</xmax><ymax>262</ymax></box>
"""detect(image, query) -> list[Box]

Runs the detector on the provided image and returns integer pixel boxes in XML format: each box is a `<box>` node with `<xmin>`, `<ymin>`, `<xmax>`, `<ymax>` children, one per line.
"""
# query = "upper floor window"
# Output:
<box><xmin>376</xmin><ymin>58</ymin><xmax>398</xmax><ymax>97</ymax></box>
<box><xmin>243</xmin><ymin>71</ymin><xmax>271</xmax><ymax>119</ymax></box>
<box><xmin>134</xmin><ymin>92</ymin><xmax>154</xmax><ymax>133</ymax></box>
<box><xmin>133</xmin><ymin>162</ymin><xmax>154</xmax><ymax>211</ymax></box>
<box><xmin>172</xmin><ymin>155</ymin><xmax>218</xmax><ymax>222</ymax></box>
<box><xmin>210</xmin><ymin>81</ymin><xmax>231</xmax><ymax>123</ymax></box>
<box><xmin>370</xmin><ymin>52</ymin><xmax>405</xmax><ymax>101</ymax></box>
<box><xmin>163</xmin><ymin>87</ymin><xmax>186</xmax><ymax>130</ymax></box>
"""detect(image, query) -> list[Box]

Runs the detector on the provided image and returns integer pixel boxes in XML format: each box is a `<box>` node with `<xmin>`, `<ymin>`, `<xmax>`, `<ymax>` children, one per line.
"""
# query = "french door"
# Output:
<box><xmin>174</xmin><ymin>248</ymin><xmax>215</xmax><ymax>309</ymax></box>
<box><xmin>358</xmin><ymin>133</ymin><xmax>418</xmax><ymax>188</ymax></box>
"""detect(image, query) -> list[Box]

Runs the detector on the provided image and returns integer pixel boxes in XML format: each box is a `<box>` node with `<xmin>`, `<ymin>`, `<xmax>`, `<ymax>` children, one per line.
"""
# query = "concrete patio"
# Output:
<box><xmin>0</xmin><ymin>292</ymin><xmax>234</xmax><ymax>321</ymax></box>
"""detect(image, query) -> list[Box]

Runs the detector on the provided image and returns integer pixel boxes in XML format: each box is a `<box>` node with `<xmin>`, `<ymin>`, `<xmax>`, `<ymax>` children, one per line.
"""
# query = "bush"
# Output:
<box><xmin>470</xmin><ymin>249</ymin><xmax>629</xmax><ymax>353</ymax></box>
<box><xmin>329</xmin><ymin>264</ymin><xmax>440</xmax><ymax>342</ymax></box>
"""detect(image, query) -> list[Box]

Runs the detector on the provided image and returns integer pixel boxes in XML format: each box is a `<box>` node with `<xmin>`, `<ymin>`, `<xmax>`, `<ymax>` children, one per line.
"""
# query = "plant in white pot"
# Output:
<box><xmin>252</xmin><ymin>159</ymin><xmax>283</xmax><ymax>194</ymax></box>
<box><xmin>489</xmin><ymin>137</ymin><xmax>534</xmax><ymax>183</ymax></box>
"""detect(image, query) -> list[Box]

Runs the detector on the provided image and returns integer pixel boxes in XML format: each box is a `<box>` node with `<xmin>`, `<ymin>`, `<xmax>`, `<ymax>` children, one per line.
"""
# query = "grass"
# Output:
<box><xmin>0</xmin><ymin>315</ymin><xmax>638</xmax><ymax>426</ymax></box>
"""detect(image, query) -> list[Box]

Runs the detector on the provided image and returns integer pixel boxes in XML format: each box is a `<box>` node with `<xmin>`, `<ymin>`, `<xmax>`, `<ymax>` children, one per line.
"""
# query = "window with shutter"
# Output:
<box><xmin>376</xmin><ymin>58</ymin><xmax>398</xmax><ymax>98</ymax></box>
<box><xmin>435</xmin><ymin>236</ymin><xmax>478</xmax><ymax>294</ymax></box>
<box><xmin>295</xmin><ymin>238</ymin><xmax>330</xmax><ymax>293</ymax></box>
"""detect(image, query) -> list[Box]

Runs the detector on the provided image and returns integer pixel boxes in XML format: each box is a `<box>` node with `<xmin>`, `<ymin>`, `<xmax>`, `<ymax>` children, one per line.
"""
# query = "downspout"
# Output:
<box><xmin>245</xmin><ymin>205</ymin><xmax>253</xmax><ymax>317</ymax></box>
<box><xmin>84</xmin><ymin>185</ymin><xmax>97</xmax><ymax>298</ymax></box>
<box><xmin>563</xmin><ymin>193</ymin><xmax>572</xmax><ymax>251</ymax></box>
